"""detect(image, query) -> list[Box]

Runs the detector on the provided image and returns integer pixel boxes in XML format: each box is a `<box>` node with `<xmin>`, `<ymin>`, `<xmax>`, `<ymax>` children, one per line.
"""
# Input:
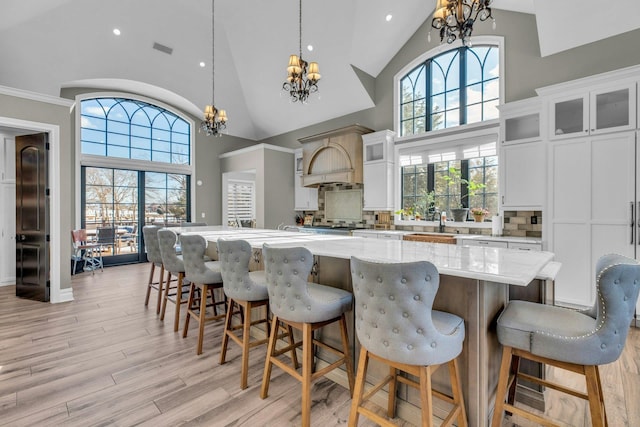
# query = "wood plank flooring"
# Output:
<box><xmin>0</xmin><ymin>263</ymin><xmax>638</xmax><ymax>426</ymax></box>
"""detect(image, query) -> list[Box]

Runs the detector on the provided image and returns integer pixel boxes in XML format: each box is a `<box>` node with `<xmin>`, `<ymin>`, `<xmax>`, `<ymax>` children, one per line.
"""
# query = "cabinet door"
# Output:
<box><xmin>363</xmin><ymin>162</ymin><xmax>393</xmax><ymax>210</ymax></box>
<box><xmin>458</xmin><ymin>239</ymin><xmax>508</xmax><ymax>248</ymax></box>
<box><xmin>294</xmin><ymin>174</ymin><xmax>318</xmax><ymax>211</ymax></box>
<box><xmin>501</xmin><ymin>142</ymin><xmax>545</xmax><ymax>209</ymax></box>
<box><xmin>503</xmin><ymin>113</ymin><xmax>540</xmax><ymax>145</ymax></box>
<box><xmin>550</xmin><ymin>94</ymin><xmax>589</xmax><ymax>140</ymax></box>
<box><xmin>590</xmin><ymin>84</ymin><xmax>636</xmax><ymax>135</ymax></box>
<box><xmin>0</xmin><ymin>183</ymin><xmax>16</xmax><ymax>284</ymax></box>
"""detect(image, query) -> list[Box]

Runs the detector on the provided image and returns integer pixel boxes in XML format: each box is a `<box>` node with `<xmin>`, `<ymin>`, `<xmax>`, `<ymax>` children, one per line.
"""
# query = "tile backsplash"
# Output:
<box><xmin>502</xmin><ymin>210</ymin><xmax>543</xmax><ymax>238</ymax></box>
<box><xmin>310</xmin><ymin>183</ymin><xmax>373</xmax><ymax>228</ymax></box>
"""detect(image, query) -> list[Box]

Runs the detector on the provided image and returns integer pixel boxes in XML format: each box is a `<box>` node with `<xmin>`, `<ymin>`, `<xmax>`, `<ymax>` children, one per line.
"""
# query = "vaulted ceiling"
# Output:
<box><xmin>1</xmin><ymin>0</ymin><xmax>638</xmax><ymax>140</ymax></box>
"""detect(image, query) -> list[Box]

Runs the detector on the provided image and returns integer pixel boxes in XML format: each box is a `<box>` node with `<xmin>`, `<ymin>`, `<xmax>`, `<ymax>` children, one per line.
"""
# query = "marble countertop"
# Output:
<box><xmin>179</xmin><ymin>226</ymin><xmax>553</xmax><ymax>287</ymax></box>
<box><xmin>352</xmin><ymin>229</ymin><xmax>542</xmax><ymax>244</ymax></box>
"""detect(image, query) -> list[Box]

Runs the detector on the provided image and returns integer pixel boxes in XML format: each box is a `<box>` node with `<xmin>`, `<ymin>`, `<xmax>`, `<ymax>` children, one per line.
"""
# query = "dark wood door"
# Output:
<box><xmin>15</xmin><ymin>133</ymin><xmax>49</xmax><ymax>302</ymax></box>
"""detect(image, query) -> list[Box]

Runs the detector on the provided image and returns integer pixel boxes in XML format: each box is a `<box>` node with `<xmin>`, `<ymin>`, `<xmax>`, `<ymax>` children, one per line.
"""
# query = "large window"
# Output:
<box><xmin>78</xmin><ymin>96</ymin><xmax>193</xmax><ymax>266</ymax></box>
<box><xmin>399</xmin><ymin>44</ymin><xmax>499</xmax><ymax>137</ymax></box>
<box><xmin>226</xmin><ymin>179</ymin><xmax>256</xmax><ymax>227</ymax></box>
<box><xmin>399</xmin><ymin>139</ymin><xmax>498</xmax><ymax>221</ymax></box>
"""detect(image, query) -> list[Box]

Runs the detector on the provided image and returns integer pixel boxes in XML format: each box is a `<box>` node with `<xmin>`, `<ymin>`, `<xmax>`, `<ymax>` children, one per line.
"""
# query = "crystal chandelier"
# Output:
<box><xmin>430</xmin><ymin>0</ymin><xmax>495</xmax><ymax>47</ymax></box>
<box><xmin>201</xmin><ymin>0</ymin><xmax>227</xmax><ymax>137</ymax></box>
<box><xmin>283</xmin><ymin>0</ymin><xmax>321</xmax><ymax>103</ymax></box>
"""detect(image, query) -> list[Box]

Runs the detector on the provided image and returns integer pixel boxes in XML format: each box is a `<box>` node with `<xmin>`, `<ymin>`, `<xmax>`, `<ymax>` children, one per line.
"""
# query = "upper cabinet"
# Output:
<box><xmin>543</xmin><ymin>81</ymin><xmax>636</xmax><ymax>140</ymax></box>
<box><xmin>362</xmin><ymin>130</ymin><xmax>395</xmax><ymax>211</ymax></box>
<box><xmin>498</xmin><ymin>98</ymin><xmax>542</xmax><ymax>145</ymax></box>
<box><xmin>299</xmin><ymin>124</ymin><xmax>373</xmax><ymax>188</ymax></box>
<box><xmin>294</xmin><ymin>149</ymin><xmax>318</xmax><ymax>211</ymax></box>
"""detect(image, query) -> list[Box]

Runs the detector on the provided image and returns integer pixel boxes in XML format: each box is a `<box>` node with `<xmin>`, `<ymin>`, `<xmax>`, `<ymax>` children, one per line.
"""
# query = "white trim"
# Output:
<box><xmin>0</xmin><ymin>85</ymin><xmax>74</xmax><ymax>108</ymax></box>
<box><xmin>0</xmin><ymin>116</ymin><xmax>65</xmax><ymax>303</ymax></box>
<box><xmin>218</xmin><ymin>143</ymin><xmax>294</xmax><ymax>159</ymax></box>
<box><xmin>74</xmin><ymin>92</ymin><xmax>196</xmax><ymax>229</ymax></box>
<box><xmin>536</xmin><ymin>63</ymin><xmax>640</xmax><ymax>97</ymax></box>
<box><xmin>393</xmin><ymin>36</ymin><xmax>505</xmax><ymax>138</ymax></box>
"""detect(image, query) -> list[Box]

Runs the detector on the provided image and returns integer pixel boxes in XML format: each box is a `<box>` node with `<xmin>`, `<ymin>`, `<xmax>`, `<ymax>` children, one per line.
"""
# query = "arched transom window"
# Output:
<box><xmin>399</xmin><ymin>44</ymin><xmax>500</xmax><ymax>137</ymax></box>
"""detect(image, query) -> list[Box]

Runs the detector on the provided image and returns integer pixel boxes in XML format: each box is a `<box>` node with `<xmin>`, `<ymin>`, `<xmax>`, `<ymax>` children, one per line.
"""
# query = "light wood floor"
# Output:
<box><xmin>0</xmin><ymin>263</ymin><xmax>638</xmax><ymax>426</ymax></box>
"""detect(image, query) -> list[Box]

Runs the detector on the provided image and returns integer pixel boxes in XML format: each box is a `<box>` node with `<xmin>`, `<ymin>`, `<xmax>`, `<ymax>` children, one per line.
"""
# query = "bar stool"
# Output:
<box><xmin>492</xmin><ymin>253</ymin><xmax>640</xmax><ymax>427</ymax></box>
<box><xmin>180</xmin><ymin>234</ymin><xmax>226</xmax><ymax>355</ymax></box>
<box><xmin>158</xmin><ymin>229</ymin><xmax>193</xmax><ymax>332</ymax></box>
<box><xmin>142</xmin><ymin>225</ymin><xmax>165</xmax><ymax>314</ymax></box>
<box><xmin>261</xmin><ymin>245</ymin><xmax>355</xmax><ymax>427</ymax></box>
<box><xmin>218</xmin><ymin>239</ymin><xmax>272</xmax><ymax>389</ymax></box>
<box><xmin>349</xmin><ymin>257</ymin><xmax>467</xmax><ymax>427</ymax></box>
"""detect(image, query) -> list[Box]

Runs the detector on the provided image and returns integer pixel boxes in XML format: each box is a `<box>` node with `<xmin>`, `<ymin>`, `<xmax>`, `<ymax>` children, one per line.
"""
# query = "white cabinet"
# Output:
<box><xmin>500</xmin><ymin>142</ymin><xmax>546</xmax><ymax>209</ymax></box>
<box><xmin>294</xmin><ymin>149</ymin><xmax>318</xmax><ymax>211</ymax></box>
<box><xmin>499</xmin><ymin>98</ymin><xmax>542</xmax><ymax>145</ymax></box>
<box><xmin>352</xmin><ymin>230</ymin><xmax>403</xmax><ymax>240</ymax></box>
<box><xmin>362</xmin><ymin>130</ymin><xmax>395</xmax><ymax>211</ymax></box>
<box><xmin>549</xmin><ymin>132</ymin><xmax>637</xmax><ymax>307</ymax></box>
<box><xmin>457</xmin><ymin>238</ymin><xmax>542</xmax><ymax>251</ymax></box>
<box><xmin>548</xmin><ymin>83</ymin><xmax>636</xmax><ymax>140</ymax></box>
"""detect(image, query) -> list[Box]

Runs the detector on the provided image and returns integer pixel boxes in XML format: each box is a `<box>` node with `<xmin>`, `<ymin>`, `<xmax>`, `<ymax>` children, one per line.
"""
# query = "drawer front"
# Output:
<box><xmin>460</xmin><ymin>239</ymin><xmax>508</xmax><ymax>248</ymax></box>
<box><xmin>508</xmin><ymin>242</ymin><xmax>542</xmax><ymax>251</ymax></box>
<box><xmin>378</xmin><ymin>233</ymin><xmax>402</xmax><ymax>240</ymax></box>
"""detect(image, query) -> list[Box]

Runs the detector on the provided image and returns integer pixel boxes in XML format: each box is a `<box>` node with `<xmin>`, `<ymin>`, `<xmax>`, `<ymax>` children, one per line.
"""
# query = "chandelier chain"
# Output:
<box><xmin>211</xmin><ymin>0</ymin><xmax>215</xmax><ymax>105</ymax></box>
<box><xmin>298</xmin><ymin>0</ymin><xmax>302</xmax><ymax>58</ymax></box>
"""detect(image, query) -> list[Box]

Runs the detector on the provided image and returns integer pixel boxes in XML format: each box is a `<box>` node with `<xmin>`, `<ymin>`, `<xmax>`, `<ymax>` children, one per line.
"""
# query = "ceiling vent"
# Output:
<box><xmin>152</xmin><ymin>42</ymin><xmax>173</xmax><ymax>55</ymax></box>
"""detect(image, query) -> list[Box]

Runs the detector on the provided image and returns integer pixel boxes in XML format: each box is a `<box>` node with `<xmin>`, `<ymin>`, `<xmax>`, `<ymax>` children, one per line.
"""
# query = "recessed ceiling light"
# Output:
<box><xmin>113</xmin><ymin>28</ymin><xmax>121</xmax><ymax>36</ymax></box>
<box><xmin>199</xmin><ymin>62</ymin><xmax>206</xmax><ymax>67</ymax></box>
<box><xmin>307</xmin><ymin>44</ymin><xmax>313</xmax><ymax>52</ymax></box>
<box><xmin>385</xmin><ymin>14</ymin><xmax>393</xmax><ymax>22</ymax></box>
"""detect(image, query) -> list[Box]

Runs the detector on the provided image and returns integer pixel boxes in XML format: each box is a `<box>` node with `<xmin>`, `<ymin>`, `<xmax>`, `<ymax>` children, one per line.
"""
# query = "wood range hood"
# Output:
<box><xmin>298</xmin><ymin>124</ymin><xmax>373</xmax><ymax>188</ymax></box>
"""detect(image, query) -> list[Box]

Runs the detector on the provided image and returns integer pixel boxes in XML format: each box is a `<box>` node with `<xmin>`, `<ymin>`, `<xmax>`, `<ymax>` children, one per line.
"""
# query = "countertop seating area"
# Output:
<box><xmin>3</xmin><ymin>259</ymin><xmax>640</xmax><ymax>425</ymax></box>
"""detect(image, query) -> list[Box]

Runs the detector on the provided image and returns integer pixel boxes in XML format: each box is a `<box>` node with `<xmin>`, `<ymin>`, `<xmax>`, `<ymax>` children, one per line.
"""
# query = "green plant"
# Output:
<box><xmin>470</xmin><ymin>207</ymin><xmax>489</xmax><ymax>216</ymax></box>
<box><xmin>443</xmin><ymin>167</ymin><xmax>486</xmax><ymax>209</ymax></box>
<box><xmin>395</xmin><ymin>206</ymin><xmax>415</xmax><ymax>218</ymax></box>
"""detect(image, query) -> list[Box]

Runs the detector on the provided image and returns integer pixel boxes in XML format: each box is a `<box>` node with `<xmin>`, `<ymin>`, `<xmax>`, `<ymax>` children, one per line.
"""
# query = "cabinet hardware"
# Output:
<box><xmin>631</xmin><ymin>202</ymin><xmax>635</xmax><ymax>244</ymax></box>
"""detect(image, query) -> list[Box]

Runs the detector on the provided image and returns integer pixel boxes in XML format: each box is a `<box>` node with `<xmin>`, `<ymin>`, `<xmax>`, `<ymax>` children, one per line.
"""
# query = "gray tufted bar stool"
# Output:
<box><xmin>142</xmin><ymin>225</ymin><xmax>166</xmax><ymax>314</ymax></box>
<box><xmin>158</xmin><ymin>229</ymin><xmax>193</xmax><ymax>332</ymax></box>
<box><xmin>180</xmin><ymin>234</ymin><xmax>226</xmax><ymax>355</ymax></box>
<box><xmin>491</xmin><ymin>253</ymin><xmax>640</xmax><ymax>427</ymax></box>
<box><xmin>261</xmin><ymin>244</ymin><xmax>355</xmax><ymax>427</ymax></box>
<box><xmin>349</xmin><ymin>257</ymin><xmax>467</xmax><ymax>427</ymax></box>
<box><xmin>218</xmin><ymin>239</ymin><xmax>272</xmax><ymax>390</ymax></box>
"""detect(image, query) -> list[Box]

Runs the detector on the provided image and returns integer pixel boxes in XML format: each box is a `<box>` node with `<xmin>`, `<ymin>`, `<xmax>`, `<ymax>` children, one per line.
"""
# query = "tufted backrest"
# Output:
<box><xmin>262</xmin><ymin>244</ymin><xmax>317</xmax><ymax>321</ymax></box>
<box><xmin>157</xmin><ymin>229</ymin><xmax>184</xmax><ymax>273</ymax></box>
<box><xmin>218</xmin><ymin>239</ymin><xmax>259</xmax><ymax>300</ymax></box>
<box><xmin>573</xmin><ymin>253</ymin><xmax>640</xmax><ymax>364</ymax></box>
<box><xmin>179</xmin><ymin>234</ymin><xmax>222</xmax><ymax>285</ymax></box>
<box><xmin>350</xmin><ymin>256</ymin><xmax>464</xmax><ymax>366</ymax></box>
<box><xmin>142</xmin><ymin>225</ymin><xmax>163</xmax><ymax>265</ymax></box>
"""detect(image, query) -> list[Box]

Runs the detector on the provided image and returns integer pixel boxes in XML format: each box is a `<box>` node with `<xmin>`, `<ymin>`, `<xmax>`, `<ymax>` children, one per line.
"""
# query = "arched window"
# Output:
<box><xmin>77</xmin><ymin>96</ymin><xmax>193</xmax><ymax>267</ymax></box>
<box><xmin>80</xmin><ymin>97</ymin><xmax>190</xmax><ymax>165</ymax></box>
<box><xmin>398</xmin><ymin>44</ymin><xmax>500</xmax><ymax>137</ymax></box>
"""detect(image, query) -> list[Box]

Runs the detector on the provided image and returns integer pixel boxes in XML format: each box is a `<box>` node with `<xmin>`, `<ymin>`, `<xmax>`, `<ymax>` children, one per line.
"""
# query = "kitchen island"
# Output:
<box><xmin>179</xmin><ymin>226</ymin><xmax>555</xmax><ymax>427</ymax></box>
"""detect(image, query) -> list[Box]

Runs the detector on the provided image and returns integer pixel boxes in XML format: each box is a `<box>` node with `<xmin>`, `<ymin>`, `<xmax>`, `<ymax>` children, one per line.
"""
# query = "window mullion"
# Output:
<box><xmin>426</xmin><ymin>60</ymin><xmax>432</xmax><ymax>132</ymax></box>
<box><xmin>459</xmin><ymin>47</ymin><xmax>467</xmax><ymax>126</ymax></box>
<box><xmin>461</xmin><ymin>159</ymin><xmax>469</xmax><ymax>208</ymax></box>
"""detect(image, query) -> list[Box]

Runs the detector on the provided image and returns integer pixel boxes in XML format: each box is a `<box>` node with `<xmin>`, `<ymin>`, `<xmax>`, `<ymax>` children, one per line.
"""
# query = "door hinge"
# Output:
<box><xmin>45</xmin><ymin>142</ymin><xmax>50</xmax><ymax>150</ymax></box>
<box><xmin>46</xmin><ymin>281</ymin><xmax>50</xmax><ymax>288</ymax></box>
<box><xmin>45</xmin><ymin>188</ymin><xmax>50</xmax><ymax>196</ymax></box>
<box><xmin>46</xmin><ymin>234</ymin><xmax>50</xmax><ymax>242</ymax></box>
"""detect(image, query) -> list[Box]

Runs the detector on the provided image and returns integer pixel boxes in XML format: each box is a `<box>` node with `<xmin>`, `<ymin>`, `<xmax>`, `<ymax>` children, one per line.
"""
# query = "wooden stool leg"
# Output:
<box><xmin>418</xmin><ymin>365</ymin><xmax>434</xmax><ymax>427</ymax></box>
<box><xmin>491</xmin><ymin>346</ymin><xmax>513</xmax><ymax>427</ymax></box>
<box><xmin>339</xmin><ymin>314</ymin><xmax>355</xmax><ymax>396</ymax></box>
<box><xmin>220</xmin><ymin>298</ymin><xmax>234</xmax><ymax>365</ymax></box>
<box><xmin>196</xmin><ymin>284</ymin><xmax>208</xmax><ymax>355</ymax></box>
<box><xmin>260</xmin><ymin>316</ymin><xmax>280</xmax><ymax>399</ymax></box>
<box><xmin>449</xmin><ymin>358</ymin><xmax>468</xmax><ymax>427</ymax></box>
<box><xmin>348</xmin><ymin>347</ymin><xmax>369</xmax><ymax>427</ymax></box>
<box><xmin>173</xmin><ymin>273</ymin><xmax>184</xmax><ymax>332</ymax></box>
<box><xmin>595</xmin><ymin>366</ymin><xmax>608</xmax><ymax>427</ymax></box>
<box><xmin>387</xmin><ymin>366</ymin><xmax>398</xmax><ymax>418</ymax></box>
<box><xmin>182</xmin><ymin>283</ymin><xmax>195</xmax><ymax>338</ymax></box>
<box><xmin>287</xmin><ymin>324</ymin><xmax>299</xmax><ymax>369</ymax></box>
<box><xmin>160</xmin><ymin>271</ymin><xmax>171</xmax><ymax>320</ymax></box>
<box><xmin>585</xmin><ymin>365</ymin><xmax>606</xmax><ymax>427</ymax></box>
<box><xmin>156</xmin><ymin>265</ymin><xmax>165</xmax><ymax>315</ymax></box>
<box><xmin>240</xmin><ymin>301</ymin><xmax>251</xmax><ymax>390</ymax></box>
<box><xmin>301</xmin><ymin>322</ymin><xmax>313</xmax><ymax>427</ymax></box>
<box><xmin>507</xmin><ymin>353</ymin><xmax>521</xmax><ymax>408</ymax></box>
<box><xmin>145</xmin><ymin>263</ymin><xmax>155</xmax><ymax>306</ymax></box>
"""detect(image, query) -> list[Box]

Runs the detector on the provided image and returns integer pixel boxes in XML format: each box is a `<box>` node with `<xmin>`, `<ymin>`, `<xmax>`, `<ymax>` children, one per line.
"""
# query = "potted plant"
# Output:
<box><xmin>470</xmin><ymin>207</ymin><xmax>489</xmax><ymax>222</ymax></box>
<box><xmin>443</xmin><ymin>167</ymin><xmax>486</xmax><ymax>222</ymax></box>
<box><xmin>394</xmin><ymin>206</ymin><xmax>415</xmax><ymax>220</ymax></box>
